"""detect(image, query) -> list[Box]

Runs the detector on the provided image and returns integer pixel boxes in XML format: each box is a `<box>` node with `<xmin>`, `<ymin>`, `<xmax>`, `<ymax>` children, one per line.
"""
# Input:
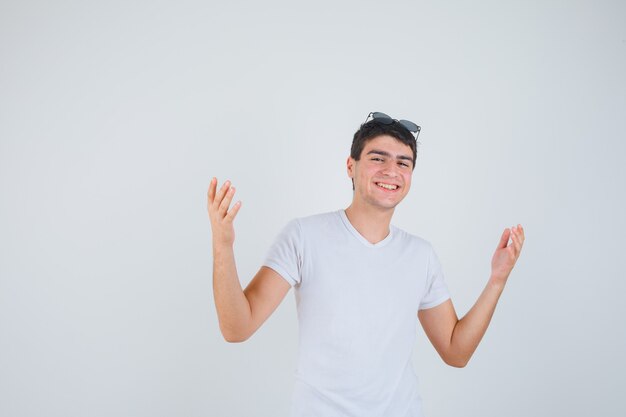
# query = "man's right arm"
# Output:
<box><xmin>208</xmin><ymin>178</ymin><xmax>291</xmax><ymax>343</ymax></box>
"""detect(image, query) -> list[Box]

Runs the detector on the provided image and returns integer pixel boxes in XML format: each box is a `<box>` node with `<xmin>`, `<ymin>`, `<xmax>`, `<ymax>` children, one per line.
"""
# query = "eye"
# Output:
<box><xmin>398</xmin><ymin>162</ymin><xmax>410</xmax><ymax>168</ymax></box>
<box><xmin>371</xmin><ymin>157</ymin><xmax>383</xmax><ymax>162</ymax></box>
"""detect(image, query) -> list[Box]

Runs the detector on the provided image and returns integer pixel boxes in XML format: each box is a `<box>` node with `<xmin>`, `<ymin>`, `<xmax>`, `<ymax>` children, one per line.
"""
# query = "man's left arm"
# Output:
<box><xmin>418</xmin><ymin>224</ymin><xmax>525</xmax><ymax>368</ymax></box>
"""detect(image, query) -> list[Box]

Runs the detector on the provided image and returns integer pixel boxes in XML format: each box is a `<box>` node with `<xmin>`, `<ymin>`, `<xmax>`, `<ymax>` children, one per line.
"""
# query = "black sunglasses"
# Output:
<box><xmin>363</xmin><ymin>111</ymin><xmax>421</xmax><ymax>141</ymax></box>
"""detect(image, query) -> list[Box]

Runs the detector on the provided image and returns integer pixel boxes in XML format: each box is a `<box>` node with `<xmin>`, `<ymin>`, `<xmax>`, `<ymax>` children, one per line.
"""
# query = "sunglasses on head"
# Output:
<box><xmin>363</xmin><ymin>111</ymin><xmax>421</xmax><ymax>141</ymax></box>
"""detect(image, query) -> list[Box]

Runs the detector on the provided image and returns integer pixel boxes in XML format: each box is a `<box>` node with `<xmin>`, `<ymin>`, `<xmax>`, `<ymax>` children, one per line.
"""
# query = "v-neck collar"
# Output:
<box><xmin>338</xmin><ymin>209</ymin><xmax>394</xmax><ymax>248</ymax></box>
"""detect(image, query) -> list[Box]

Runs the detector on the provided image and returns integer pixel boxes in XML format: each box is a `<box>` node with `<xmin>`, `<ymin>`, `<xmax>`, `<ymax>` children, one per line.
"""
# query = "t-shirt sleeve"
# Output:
<box><xmin>262</xmin><ymin>218</ymin><xmax>303</xmax><ymax>287</ymax></box>
<box><xmin>418</xmin><ymin>244</ymin><xmax>451</xmax><ymax>310</ymax></box>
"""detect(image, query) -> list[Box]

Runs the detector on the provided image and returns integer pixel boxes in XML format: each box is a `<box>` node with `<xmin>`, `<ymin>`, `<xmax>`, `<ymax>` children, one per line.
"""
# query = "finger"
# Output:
<box><xmin>515</xmin><ymin>224</ymin><xmax>524</xmax><ymax>248</ymax></box>
<box><xmin>510</xmin><ymin>228</ymin><xmax>521</xmax><ymax>254</ymax></box>
<box><xmin>512</xmin><ymin>225</ymin><xmax>525</xmax><ymax>247</ymax></box>
<box><xmin>497</xmin><ymin>228</ymin><xmax>510</xmax><ymax>249</ymax></box>
<box><xmin>207</xmin><ymin>177</ymin><xmax>217</xmax><ymax>205</ymax></box>
<box><xmin>218</xmin><ymin>186</ymin><xmax>236</xmax><ymax>216</ymax></box>
<box><xmin>225</xmin><ymin>200</ymin><xmax>242</xmax><ymax>222</ymax></box>
<box><xmin>212</xmin><ymin>180</ymin><xmax>231</xmax><ymax>209</ymax></box>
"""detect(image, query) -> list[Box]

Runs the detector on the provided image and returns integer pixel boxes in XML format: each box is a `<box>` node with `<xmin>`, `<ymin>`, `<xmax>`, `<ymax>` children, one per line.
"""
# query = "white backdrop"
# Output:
<box><xmin>1</xmin><ymin>1</ymin><xmax>625</xmax><ymax>416</ymax></box>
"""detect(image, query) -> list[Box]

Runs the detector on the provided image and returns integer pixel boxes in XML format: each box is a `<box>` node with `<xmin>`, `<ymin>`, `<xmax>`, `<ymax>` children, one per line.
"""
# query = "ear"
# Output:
<box><xmin>346</xmin><ymin>156</ymin><xmax>355</xmax><ymax>179</ymax></box>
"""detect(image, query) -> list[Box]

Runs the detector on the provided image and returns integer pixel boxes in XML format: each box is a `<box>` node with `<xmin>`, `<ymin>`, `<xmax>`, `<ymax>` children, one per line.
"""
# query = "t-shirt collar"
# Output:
<box><xmin>338</xmin><ymin>209</ymin><xmax>394</xmax><ymax>248</ymax></box>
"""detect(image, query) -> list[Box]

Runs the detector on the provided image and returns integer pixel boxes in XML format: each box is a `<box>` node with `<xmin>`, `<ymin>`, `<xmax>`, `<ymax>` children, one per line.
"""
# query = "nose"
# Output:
<box><xmin>380</xmin><ymin>160</ymin><xmax>400</xmax><ymax>177</ymax></box>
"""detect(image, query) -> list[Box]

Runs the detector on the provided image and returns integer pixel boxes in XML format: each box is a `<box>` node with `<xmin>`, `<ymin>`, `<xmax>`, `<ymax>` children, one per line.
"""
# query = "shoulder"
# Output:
<box><xmin>292</xmin><ymin>210</ymin><xmax>341</xmax><ymax>229</ymax></box>
<box><xmin>391</xmin><ymin>224</ymin><xmax>434</xmax><ymax>252</ymax></box>
<box><xmin>279</xmin><ymin>211</ymin><xmax>343</xmax><ymax>244</ymax></box>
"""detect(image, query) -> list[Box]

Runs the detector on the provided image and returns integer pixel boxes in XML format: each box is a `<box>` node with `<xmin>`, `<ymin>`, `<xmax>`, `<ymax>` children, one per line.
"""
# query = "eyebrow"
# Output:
<box><xmin>366</xmin><ymin>149</ymin><xmax>413</xmax><ymax>165</ymax></box>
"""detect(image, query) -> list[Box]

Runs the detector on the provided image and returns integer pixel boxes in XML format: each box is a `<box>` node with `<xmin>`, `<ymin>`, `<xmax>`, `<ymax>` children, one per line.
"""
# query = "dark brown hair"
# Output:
<box><xmin>351</xmin><ymin>120</ymin><xmax>418</xmax><ymax>167</ymax></box>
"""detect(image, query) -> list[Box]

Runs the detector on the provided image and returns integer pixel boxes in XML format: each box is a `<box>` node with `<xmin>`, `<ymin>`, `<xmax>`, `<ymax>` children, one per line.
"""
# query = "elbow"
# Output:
<box><xmin>220</xmin><ymin>325</ymin><xmax>251</xmax><ymax>343</ymax></box>
<box><xmin>224</xmin><ymin>334</ymin><xmax>248</xmax><ymax>343</ymax></box>
<box><xmin>445</xmin><ymin>358</ymin><xmax>468</xmax><ymax>368</ymax></box>
<box><xmin>442</xmin><ymin>353</ymin><xmax>470</xmax><ymax>368</ymax></box>
<box><xmin>222</xmin><ymin>331</ymin><xmax>250</xmax><ymax>343</ymax></box>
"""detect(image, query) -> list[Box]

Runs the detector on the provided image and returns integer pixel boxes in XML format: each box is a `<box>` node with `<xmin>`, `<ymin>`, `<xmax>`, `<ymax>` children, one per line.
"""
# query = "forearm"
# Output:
<box><xmin>212</xmin><ymin>243</ymin><xmax>252</xmax><ymax>342</ymax></box>
<box><xmin>448</xmin><ymin>277</ymin><xmax>505</xmax><ymax>366</ymax></box>
<box><xmin>424</xmin><ymin>226</ymin><xmax>524</xmax><ymax>367</ymax></box>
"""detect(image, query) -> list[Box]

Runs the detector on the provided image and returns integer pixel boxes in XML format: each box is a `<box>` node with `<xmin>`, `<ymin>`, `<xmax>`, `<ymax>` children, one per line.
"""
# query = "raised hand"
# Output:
<box><xmin>490</xmin><ymin>224</ymin><xmax>525</xmax><ymax>287</ymax></box>
<box><xmin>207</xmin><ymin>177</ymin><xmax>242</xmax><ymax>246</ymax></box>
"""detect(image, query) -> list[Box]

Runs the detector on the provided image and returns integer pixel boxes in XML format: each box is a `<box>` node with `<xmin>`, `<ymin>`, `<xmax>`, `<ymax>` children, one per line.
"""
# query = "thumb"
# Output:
<box><xmin>497</xmin><ymin>228</ymin><xmax>511</xmax><ymax>249</ymax></box>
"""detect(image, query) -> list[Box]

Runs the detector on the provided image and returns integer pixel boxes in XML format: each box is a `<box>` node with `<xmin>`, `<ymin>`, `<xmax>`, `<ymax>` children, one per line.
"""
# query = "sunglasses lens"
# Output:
<box><xmin>399</xmin><ymin>120</ymin><xmax>419</xmax><ymax>133</ymax></box>
<box><xmin>366</xmin><ymin>113</ymin><xmax>420</xmax><ymax>138</ymax></box>
<box><xmin>372</xmin><ymin>112</ymin><xmax>393</xmax><ymax>124</ymax></box>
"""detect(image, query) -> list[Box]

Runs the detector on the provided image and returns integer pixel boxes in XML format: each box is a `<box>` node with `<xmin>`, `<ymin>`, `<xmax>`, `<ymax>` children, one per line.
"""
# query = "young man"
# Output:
<box><xmin>208</xmin><ymin>112</ymin><xmax>525</xmax><ymax>417</ymax></box>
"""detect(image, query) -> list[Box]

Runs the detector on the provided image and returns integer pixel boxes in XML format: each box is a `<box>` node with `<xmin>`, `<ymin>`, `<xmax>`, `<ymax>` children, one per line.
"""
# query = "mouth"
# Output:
<box><xmin>375</xmin><ymin>182</ymin><xmax>400</xmax><ymax>192</ymax></box>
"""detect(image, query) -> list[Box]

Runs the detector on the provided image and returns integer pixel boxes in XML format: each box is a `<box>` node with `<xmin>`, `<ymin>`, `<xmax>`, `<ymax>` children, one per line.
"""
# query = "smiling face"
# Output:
<box><xmin>347</xmin><ymin>135</ymin><xmax>414</xmax><ymax>211</ymax></box>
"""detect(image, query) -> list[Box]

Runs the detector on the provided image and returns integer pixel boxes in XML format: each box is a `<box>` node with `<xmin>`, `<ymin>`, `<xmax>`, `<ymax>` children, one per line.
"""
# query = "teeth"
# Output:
<box><xmin>376</xmin><ymin>182</ymin><xmax>398</xmax><ymax>190</ymax></box>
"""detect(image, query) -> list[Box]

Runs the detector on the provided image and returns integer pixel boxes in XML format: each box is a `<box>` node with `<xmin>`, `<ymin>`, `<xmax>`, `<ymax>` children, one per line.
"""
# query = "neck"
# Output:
<box><xmin>344</xmin><ymin>201</ymin><xmax>394</xmax><ymax>244</ymax></box>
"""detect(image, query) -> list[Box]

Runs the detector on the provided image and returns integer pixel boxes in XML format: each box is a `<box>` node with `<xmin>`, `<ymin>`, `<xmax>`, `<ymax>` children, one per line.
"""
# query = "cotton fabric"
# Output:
<box><xmin>263</xmin><ymin>210</ymin><xmax>450</xmax><ymax>417</ymax></box>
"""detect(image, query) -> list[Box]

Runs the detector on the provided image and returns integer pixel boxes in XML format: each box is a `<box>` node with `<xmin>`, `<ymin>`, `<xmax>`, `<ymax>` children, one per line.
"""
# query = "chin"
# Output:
<box><xmin>369</xmin><ymin>199</ymin><xmax>403</xmax><ymax>210</ymax></box>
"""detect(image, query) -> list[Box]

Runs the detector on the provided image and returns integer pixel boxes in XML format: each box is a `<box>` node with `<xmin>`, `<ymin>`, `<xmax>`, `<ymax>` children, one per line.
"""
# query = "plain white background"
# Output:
<box><xmin>1</xmin><ymin>1</ymin><xmax>625</xmax><ymax>416</ymax></box>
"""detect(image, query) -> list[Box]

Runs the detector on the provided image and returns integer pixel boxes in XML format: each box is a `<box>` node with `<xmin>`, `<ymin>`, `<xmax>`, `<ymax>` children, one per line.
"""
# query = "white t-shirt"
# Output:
<box><xmin>263</xmin><ymin>209</ymin><xmax>450</xmax><ymax>417</ymax></box>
